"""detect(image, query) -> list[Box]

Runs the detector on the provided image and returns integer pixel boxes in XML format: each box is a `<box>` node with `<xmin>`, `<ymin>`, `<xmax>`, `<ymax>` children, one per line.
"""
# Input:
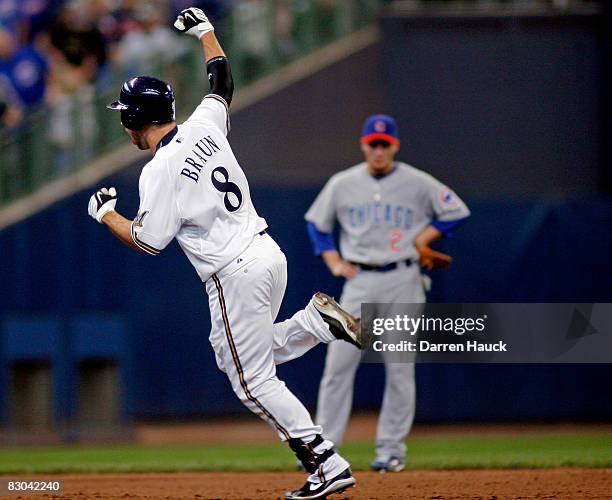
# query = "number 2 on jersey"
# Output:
<box><xmin>390</xmin><ymin>229</ymin><xmax>404</xmax><ymax>252</ymax></box>
<box><xmin>211</xmin><ymin>166</ymin><xmax>243</xmax><ymax>212</ymax></box>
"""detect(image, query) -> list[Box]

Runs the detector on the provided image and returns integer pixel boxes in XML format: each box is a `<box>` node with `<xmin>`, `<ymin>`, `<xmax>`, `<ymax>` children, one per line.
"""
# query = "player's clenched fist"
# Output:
<box><xmin>88</xmin><ymin>187</ymin><xmax>117</xmax><ymax>223</ymax></box>
<box><xmin>174</xmin><ymin>7</ymin><xmax>214</xmax><ymax>38</ymax></box>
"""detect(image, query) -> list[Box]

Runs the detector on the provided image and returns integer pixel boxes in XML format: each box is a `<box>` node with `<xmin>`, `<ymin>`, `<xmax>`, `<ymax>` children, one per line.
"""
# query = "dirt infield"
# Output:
<box><xmin>8</xmin><ymin>468</ymin><xmax>610</xmax><ymax>499</ymax></box>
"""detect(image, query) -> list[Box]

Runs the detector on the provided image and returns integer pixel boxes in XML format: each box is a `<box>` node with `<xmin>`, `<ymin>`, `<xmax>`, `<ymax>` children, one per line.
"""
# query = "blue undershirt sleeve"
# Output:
<box><xmin>306</xmin><ymin>222</ymin><xmax>337</xmax><ymax>256</ymax></box>
<box><xmin>431</xmin><ymin>216</ymin><xmax>469</xmax><ymax>238</ymax></box>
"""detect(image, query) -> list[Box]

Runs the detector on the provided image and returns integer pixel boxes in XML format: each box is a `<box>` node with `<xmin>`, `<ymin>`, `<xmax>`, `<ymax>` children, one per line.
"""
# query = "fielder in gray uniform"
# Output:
<box><xmin>305</xmin><ymin>114</ymin><xmax>470</xmax><ymax>472</ymax></box>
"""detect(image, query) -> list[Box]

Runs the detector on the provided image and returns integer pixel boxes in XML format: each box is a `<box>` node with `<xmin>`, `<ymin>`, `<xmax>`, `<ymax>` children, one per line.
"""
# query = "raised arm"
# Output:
<box><xmin>174</xmin><ymin>7</ymin><xmax>234</xmax><ymax>105</ymax></box>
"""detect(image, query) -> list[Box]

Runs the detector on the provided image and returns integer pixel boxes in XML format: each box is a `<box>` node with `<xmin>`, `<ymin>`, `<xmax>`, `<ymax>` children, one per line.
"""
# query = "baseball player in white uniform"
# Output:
<box><xmin>305</xmin><ymin>114</ymin><xmax>470</xmax><ymax>472</ymax></box>
<box><xmin>87</xmin><ymin>8</ymin><xmax>364</xmax><ymax>499</ymax></box>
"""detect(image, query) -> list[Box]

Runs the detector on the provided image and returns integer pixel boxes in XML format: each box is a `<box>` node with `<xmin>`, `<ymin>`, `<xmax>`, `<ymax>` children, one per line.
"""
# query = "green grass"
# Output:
<box><xmin>0</xmin><ymin>435</ymin><xmax>611</xmax><ymax>474</ymax></box>
<box><xmin>345</xmin><ymin>434</ymin><xmax>612</xmax><ymax>470</ymax></box>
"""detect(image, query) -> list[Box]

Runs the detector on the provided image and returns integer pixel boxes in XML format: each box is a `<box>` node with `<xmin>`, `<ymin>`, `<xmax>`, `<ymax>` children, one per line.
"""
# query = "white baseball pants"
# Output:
<box><xmin>205</xmin><ymin>233</ymin><xmax>349</xmax><ymax>480</ymax></box>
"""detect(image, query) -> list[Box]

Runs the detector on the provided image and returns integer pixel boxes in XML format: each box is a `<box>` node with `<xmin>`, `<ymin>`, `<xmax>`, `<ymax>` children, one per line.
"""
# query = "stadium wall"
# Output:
<box><xmin>0</xmin><ymin>184</ymin><xmax>611</xmax><ymax>422</ymax></box>
<box><xmin>380</xmin><ymin>4</ymin><xmax>608</xmax><ymax>197</ymax></box>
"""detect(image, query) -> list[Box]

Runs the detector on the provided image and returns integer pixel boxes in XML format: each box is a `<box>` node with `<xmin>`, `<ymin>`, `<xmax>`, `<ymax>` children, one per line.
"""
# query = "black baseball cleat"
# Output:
<box><xmin>285</xmin><ymin>468</ymin><xmax>356</xmax><ymax>500</ymax></box>
<box><xmin>313</xmin><ymin>292</ymin><xmax>365</xmax><ymax>350</ymax></box>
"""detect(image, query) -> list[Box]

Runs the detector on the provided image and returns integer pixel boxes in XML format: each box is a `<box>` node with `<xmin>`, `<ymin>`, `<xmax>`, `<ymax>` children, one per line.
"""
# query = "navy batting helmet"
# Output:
<box><xmin>107</xmin><ymin>76</ymin><xmax>175</xmax><ymax>131</ymax></box>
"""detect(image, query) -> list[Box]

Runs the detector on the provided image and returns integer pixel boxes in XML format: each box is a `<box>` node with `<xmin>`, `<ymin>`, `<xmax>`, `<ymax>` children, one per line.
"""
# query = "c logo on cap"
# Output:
<box><xmin>374</xmin><ymin>120</ymin><xmax>386</xmax><ymax>132</ymax></box>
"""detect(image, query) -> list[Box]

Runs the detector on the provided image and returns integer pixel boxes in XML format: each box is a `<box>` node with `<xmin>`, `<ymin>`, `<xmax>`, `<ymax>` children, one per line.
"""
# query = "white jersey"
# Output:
<box><xmin>131</xmin><ymin>94</ymin><xmax>267</xmax><ymax>281</ymax></box>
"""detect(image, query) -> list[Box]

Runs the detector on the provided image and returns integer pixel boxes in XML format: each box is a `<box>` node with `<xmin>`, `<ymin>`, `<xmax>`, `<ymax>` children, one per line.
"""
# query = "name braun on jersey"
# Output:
<box><xmin>180</xmin><ymin>134</ymin><xmax>222</xmax><ymax>183</ymax></box>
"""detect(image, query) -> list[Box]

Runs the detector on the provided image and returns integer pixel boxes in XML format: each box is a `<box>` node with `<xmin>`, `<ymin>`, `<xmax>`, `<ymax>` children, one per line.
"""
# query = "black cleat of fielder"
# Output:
<box><xmin>285</xmin><ymin>467</ymin><xmax>356</xmax><ymax>500</ymax></box>
<box><xmin>313</xmin><ymin>293</ymin><xmax>366</xmax><ymax>350</ymax></box>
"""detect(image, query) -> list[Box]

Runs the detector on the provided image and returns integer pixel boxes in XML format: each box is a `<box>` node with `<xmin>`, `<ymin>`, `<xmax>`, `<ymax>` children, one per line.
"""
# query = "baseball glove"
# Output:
<box><xmin>417</xmin><ymin>245</ymin><xmax>452</xmax><ymax>270</ymax></box>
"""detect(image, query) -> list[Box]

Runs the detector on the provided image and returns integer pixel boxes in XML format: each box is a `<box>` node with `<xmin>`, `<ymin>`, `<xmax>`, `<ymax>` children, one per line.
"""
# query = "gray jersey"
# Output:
<box><xmin>305</xmin><ymin>162</ymin><xmax>470</xmax><ymax>264</ymax></box>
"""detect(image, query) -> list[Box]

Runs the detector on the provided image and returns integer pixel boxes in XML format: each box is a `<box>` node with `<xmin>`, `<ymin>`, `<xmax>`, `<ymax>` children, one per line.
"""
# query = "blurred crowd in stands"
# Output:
<box><xmin>0</xmin><ymin>0</ymin><xmax>307</xmax><ymax>172</ymax></box>
<box><xmin>0</xmin><ymin>0</ymin><xmax>327</xmax><ymax>173</ymax></box>
<box><xmin>0</xmin><ymin>2</ymin><xmax>181</xmax><ymax>122</ymax></box>
<box><xmin>0</xmin><ymin>1</ymin><xmax>235</xmax><ymax>161</ymax></box>
<box><xmin>0</xmin><ymin>0</ymin><xmax>320</xmax><ymax>132</ymax></box>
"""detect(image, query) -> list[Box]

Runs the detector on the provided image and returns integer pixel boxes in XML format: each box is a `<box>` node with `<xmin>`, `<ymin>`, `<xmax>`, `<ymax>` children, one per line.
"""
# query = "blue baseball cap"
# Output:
<box><xmin>360</xmin><ymin>114</ymin><xmax>399</xmax><ymax>145</ymax></box>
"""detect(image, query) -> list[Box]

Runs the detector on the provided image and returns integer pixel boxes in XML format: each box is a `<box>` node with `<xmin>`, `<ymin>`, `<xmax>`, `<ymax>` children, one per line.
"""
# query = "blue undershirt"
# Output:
<box><xmin>431</xmin><ymin>217</ymin><xmax>468</xmax><ymax>238</ymax></box>
<box><xmin>307</xmin><ymin>222</ymin><xmax>337</xmax><ymax>255</ymax></box>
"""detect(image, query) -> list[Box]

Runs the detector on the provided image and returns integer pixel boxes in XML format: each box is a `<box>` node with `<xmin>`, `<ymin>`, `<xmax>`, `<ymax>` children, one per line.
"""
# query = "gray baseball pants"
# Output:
<box><xmin>315</xmin><ymin>261</ymin><xmax>425</xmax><ymax>461</ymax></box>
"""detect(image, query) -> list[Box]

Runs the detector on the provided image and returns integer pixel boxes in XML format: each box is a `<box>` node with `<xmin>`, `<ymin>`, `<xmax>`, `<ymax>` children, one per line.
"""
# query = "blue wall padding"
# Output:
<box><xmin>1</xmin><ymin>181</ymin><xmax>611</xmax><ymax>421</ymax></box>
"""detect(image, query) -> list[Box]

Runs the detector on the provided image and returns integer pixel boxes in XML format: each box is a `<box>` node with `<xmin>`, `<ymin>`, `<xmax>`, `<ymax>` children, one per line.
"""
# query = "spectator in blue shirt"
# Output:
<box><xmin>0</xmin><ymin>27</ymin><xmax>48</xmax><ymax>108</ymax></box>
